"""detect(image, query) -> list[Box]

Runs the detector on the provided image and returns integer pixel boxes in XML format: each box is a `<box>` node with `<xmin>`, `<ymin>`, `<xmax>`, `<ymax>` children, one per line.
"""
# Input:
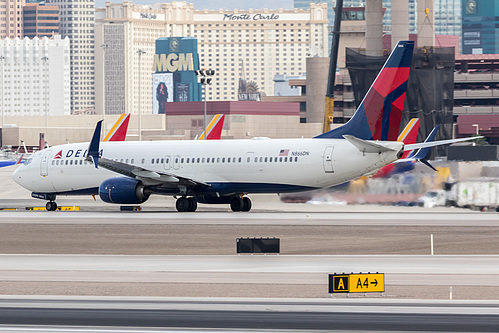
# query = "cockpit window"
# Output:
<box><xmin>24</xmin><ymin>158</ymin><xmax>33</xmax><ymax>166</ymax></box>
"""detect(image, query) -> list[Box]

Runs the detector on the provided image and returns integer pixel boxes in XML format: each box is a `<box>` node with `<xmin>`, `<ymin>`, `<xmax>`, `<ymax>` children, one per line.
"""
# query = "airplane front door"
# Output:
<box><xmin>40</xmin><ymin>150</ymin><xmax>50</xmax><ymax>176</ymax></box>
<box><xmin>323</xmin><ymin>146</ymin><xmax>334</xmax><ymax>173</ymax></box>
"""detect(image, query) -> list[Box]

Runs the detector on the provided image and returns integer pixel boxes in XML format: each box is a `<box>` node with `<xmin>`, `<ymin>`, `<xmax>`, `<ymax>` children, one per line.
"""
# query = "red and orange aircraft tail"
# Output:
<box><xmin>373</xmin><ymin>118</ymin><xmax>420</xmax><ymax>178</ymax></box>
<box><xmin>103</xmin><ymin>114</ymin><xmax>131</xmax><ymax>142</ymax></box>
<box><xmin>198</xmin><ymin>114</ymin><xmax>225</xmax><ymax>140</ymax></box>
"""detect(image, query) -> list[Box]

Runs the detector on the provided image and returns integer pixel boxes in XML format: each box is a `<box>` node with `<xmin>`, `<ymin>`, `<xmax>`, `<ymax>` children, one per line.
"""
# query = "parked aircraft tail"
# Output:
<box><xmin>103</xmin><ymin>114</ymin><xmax>130</xmax><ymax>142</ymax></box>
<box><xmin>372</xmin><ymin>117</ymin><xmax>420</xmax><ymax>178</ymax></box>
<box><xmin>315</xmin><ymin>40</ymin><xmax>414</xmax><ymax>141</ymax></box>
<box><xmin>198</xmin><ymin>114</ymin><xmax>225</xmax><ymax>140</ymax></box>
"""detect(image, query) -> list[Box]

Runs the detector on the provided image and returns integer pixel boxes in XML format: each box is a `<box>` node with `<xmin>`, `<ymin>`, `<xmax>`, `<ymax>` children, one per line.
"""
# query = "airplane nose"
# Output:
<box><xmin>11</xmin><ymin>165</ymin><xmax>28</xmax><ymax>188</ymax></box>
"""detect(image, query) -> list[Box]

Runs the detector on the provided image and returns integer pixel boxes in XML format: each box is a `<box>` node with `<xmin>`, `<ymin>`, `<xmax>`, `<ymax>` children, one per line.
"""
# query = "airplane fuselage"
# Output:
<box><xmin>13</xmin><ymin>138</ymin><xmax>403</xmax><ymax>197</ymax></box>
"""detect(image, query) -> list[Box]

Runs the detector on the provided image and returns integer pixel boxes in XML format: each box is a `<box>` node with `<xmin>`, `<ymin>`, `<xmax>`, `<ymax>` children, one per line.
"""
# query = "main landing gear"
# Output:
<box><xmin>230</xmin><ymin>196</ymin><xmax>252</xmax><ymax>212</ymax></box>
<box><xmin>45</xmin><ymin>201</ymin><xmax>58</xmax><ymax>211</ymax></box>
<box><xmin>175</xmin><ymin>197</ymin><xmax>198</xmax><ymax>212</ymax></box>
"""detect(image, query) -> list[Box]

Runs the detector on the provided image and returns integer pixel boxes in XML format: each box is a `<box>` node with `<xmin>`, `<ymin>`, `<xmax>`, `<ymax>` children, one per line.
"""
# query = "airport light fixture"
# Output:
<box><xmin>41</xmin><ymin>56</ymin><xmax>49</xmax><ymax>128</ymax></box>
<box><xmin>0</xmin><ymin>55</ymin><xmax>4</xmax><ymax>148</ymax></box>
<box><xmin>195</xmin><ymin>69</ymin><xmax>216</xmax><ymax>140</ymax></box>
<box><xmin>100</xmin><ymin>44</ymin><xmax>109</xmax><ymax>117</ymax></box>
<box><xmin>137</xmin><ymin>49</ymin><xmax>146</xmax><ymax>141</ymax></box>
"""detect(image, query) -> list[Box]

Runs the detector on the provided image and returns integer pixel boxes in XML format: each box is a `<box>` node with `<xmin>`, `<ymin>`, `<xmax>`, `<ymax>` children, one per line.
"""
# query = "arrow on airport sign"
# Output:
<box><xmin>349</xmin><ymin>273</ymin><xmax>384</xmax><ymax>293</ymax></box>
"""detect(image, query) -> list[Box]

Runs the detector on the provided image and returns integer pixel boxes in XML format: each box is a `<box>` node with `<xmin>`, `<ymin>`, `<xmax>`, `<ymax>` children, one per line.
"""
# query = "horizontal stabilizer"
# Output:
<box><xmin>404</xmin><ymin>136</ymin><xmax>483</xmax><ymax>151</ymax></box>
<box><xmin>343</xmin><ymin>135</ymin><xmax>399</xmax><ymax>153</ymax></box>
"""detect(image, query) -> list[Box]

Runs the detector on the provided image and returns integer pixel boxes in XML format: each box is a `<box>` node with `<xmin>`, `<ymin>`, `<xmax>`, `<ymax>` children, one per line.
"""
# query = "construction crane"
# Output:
<box><xmin>323</xmin><ymin>0</ymin><xmax>343</xmax><ymax>133</ymax></box>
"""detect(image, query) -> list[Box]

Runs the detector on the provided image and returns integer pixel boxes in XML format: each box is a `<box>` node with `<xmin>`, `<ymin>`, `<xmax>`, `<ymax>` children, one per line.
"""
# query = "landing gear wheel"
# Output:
<box><xmin>230</xmin><ymin>197</ymin><xmax>244</xmax><ymax>212</ymax></box>
<box><xmin>187</xmin><ymin>197</ymin><xmax>197</xmax><ymax>212</ymax></box>
<box><xmin>46</xmin><ymin>201</ymin><xmax>57</xmax><ymax>211</ymax></box>
<box><xmin>242</xmin><ymin>197</ymin><xmax>252</xmax><ymax>212</ymax></box>
<box><xmin>176</xmin><ymin>197</ymin><xmax>189</xmax><ymax>212</ymax></box>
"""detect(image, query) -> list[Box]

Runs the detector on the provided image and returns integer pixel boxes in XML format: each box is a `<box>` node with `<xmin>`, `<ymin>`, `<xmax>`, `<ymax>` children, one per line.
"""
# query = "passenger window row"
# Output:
<box><xmin>51</xmin><ymin>159</ymin><xmax>92</xmax><ymax>166</ymax></box>
<box><xmin>159</xmin><ymin>156</ymin><xmax>299</xmax><ymax>165</ymax></box>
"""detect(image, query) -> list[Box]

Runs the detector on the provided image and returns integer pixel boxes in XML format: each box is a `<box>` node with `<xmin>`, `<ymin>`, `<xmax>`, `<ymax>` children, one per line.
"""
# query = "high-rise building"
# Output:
<box><xmin>23</xmin><ymin>3</ymin><xmax>60</xmax><ymax>38</ymax></box>
<box><xmin>435</xmin><ymin>0</ymin><xmax>461</xmax><ymax>36</ymax></box>
<box><xmin>95</xmin><ymin>2</ymin><xmax>328</xmax><ymax>114</ymax></box>
<box><xmin>328</xmin><ymin>0</ymin><xmax>461</xmax><ymax>38</ymax></box>
<box><xmin>45</xmin><ymin>0</ymin><xmax>95</xmax><ymax>114</ymax></box>
<box><xmin>462</xmin><ymin>0</ymin><xmax>499</xmax><ymax>54</ymax></box>
<box><xmin>0</xmin><ymin>0</ymin><xmax>25</xmax><ymax>39</ymax></box>
<box><xmin>0</xmin><ymin>35</ymin><xmax>70</xmax><ymax>117</ymax></box>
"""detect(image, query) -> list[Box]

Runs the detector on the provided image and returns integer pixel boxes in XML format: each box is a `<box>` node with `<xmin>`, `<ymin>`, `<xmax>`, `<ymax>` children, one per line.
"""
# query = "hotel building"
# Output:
<box><xmin>95</xmin><ymin>1</ymin><xmax>328</xmax><ymax>115</ymax></box>
<box><xmin>45</xmin><ymin>0</ymin><xmax>95</xmax><ymax>115</ymax></box>
<box><xmin>0</xmin><ymin>35</ymin><xmax>70</xmax><ymax>118</ymax></box>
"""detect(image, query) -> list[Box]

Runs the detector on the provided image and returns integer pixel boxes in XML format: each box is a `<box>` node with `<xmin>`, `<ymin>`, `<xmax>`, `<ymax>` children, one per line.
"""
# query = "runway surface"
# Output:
<box><xmin>0</xmin><ymin>208</ymin><xmax>499</xmax><ymax>298</ymax></box>
<box><xmin>2</xmin><ymin>168</ymin><xmax>499</xmax><ymax>331</ymax></box>
<box><xmin>0</xmin><ymin>297</ymin><xmax>498</xmax><ymax>332</ymax></box>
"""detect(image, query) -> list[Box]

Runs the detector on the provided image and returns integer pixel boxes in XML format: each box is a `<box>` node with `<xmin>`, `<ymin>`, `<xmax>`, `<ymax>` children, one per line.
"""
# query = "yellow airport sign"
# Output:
<box><xmin>349</xmin><ymin>273</ymin><xmax>384</xmax><ymax>293</ymax></box>
<box><xmin>329</xmin><ymin>273</ymin><xmax>384</xmax><ymax>293</ymax></box>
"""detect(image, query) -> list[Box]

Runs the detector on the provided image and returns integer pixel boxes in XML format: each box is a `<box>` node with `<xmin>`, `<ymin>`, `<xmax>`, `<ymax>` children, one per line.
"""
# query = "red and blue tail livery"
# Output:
<box><xmin>316</xmin><ymin>40</ymin><xmax>414</xmax><ymax>141</ymax></box>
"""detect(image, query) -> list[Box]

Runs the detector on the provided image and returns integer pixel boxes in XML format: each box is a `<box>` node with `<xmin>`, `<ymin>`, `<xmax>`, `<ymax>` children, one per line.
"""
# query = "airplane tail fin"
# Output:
<box><xmin>398</xmin><ymin>118</ymin><xmax>420</xmax><ymax>159</ymax></box>
<box><xmin>86</xmin><ymin>120</ymin><xmax>103</xmax><ymax>168</ymax></box>
<box><xmin>315</xmin><ymin>40</ymin><xmax>414</xmax><ymax>140</ymax></box>
<box><xmin>199</xmin><ymin>114</ymin><xmax>225</xmax><ymax>140</ymax></box>
<box><xmin>103</xmin><ymin>114</ymin><xmax>130</xmax><ymax>142</ymax></box>
<box><xmin>15</xmin><ymin>154</ymin><xmax>24</xmax><ymax>165</ymax></box>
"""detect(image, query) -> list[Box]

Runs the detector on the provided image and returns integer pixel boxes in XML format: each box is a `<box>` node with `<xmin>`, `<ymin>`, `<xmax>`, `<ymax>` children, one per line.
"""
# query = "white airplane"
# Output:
<box><xmin>11</xmin><ymin>41</ymin><xmax>478</xmax><ymax>212</ymax></box>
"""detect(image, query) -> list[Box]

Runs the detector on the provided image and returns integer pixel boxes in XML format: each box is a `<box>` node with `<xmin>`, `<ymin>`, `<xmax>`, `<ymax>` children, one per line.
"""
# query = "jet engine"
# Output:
<box><xmin>99</xmin><ymin>177</ymin><xmax>151</xmax><ymax>204</ymax></box>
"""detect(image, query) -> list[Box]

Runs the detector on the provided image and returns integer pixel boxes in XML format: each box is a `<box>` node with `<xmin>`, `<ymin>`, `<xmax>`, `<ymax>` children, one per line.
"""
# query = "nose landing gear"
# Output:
<box><xmin>45</xmin><ymin>201</ymin><xmax>58</xmax><ymax>211</ymax></box>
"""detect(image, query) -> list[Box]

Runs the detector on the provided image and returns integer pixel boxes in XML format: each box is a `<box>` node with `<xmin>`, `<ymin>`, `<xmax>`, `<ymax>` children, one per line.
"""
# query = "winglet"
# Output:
<box><xmin>86</xmin><ymin>120</ymin><xmax>103</xmax><ymax>168</ymax></box>
<box><xmin>411</xmin><ymin>125</ymin><xmax>440</xmax><ymax>160</ymax></box>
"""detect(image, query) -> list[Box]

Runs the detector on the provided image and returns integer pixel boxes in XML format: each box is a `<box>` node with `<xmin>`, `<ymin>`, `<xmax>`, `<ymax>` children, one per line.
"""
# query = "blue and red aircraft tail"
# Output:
<box><xmin>315</xmin><ymin>40</ymin><xmax>414</xmax><ymax>140</ymax></box>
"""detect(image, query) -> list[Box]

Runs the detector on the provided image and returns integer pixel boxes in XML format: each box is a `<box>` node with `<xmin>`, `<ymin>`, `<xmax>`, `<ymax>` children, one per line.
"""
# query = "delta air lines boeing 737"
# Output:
<box><xmin>11</xmin><ymin>41</ymin><xmax>478</xmax><ymax>212</ymax></box>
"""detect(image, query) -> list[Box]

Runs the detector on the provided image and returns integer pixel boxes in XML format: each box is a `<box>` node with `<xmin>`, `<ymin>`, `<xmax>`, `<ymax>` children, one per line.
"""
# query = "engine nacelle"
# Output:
<box><xmin>99</xmin><ymin>177</ymin><xmax>150</xmax><ymax>204</ymax></box>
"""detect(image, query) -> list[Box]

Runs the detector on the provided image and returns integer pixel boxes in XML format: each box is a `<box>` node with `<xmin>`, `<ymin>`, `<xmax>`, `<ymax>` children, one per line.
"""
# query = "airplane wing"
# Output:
<box><xmin>97</xmin><ymin>157</ymin><xmax>211</xmax><ymax>188</ymax></box>
<box><xmin>86</xmin><ymin>120</ymin><xmax>210</xmax><ymax>188</ymax></box>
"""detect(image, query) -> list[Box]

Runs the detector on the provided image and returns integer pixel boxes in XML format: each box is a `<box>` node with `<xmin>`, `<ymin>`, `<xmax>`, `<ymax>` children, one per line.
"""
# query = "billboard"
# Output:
<box><xmin>152</xmin><ymin>37</ymin><xmax>202</xmax><ymax>113</ymax></box>
<box><xmin>152</xmin><ymin>73</ymin><xmax>174</xmax><ymax>114</ymax></box>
